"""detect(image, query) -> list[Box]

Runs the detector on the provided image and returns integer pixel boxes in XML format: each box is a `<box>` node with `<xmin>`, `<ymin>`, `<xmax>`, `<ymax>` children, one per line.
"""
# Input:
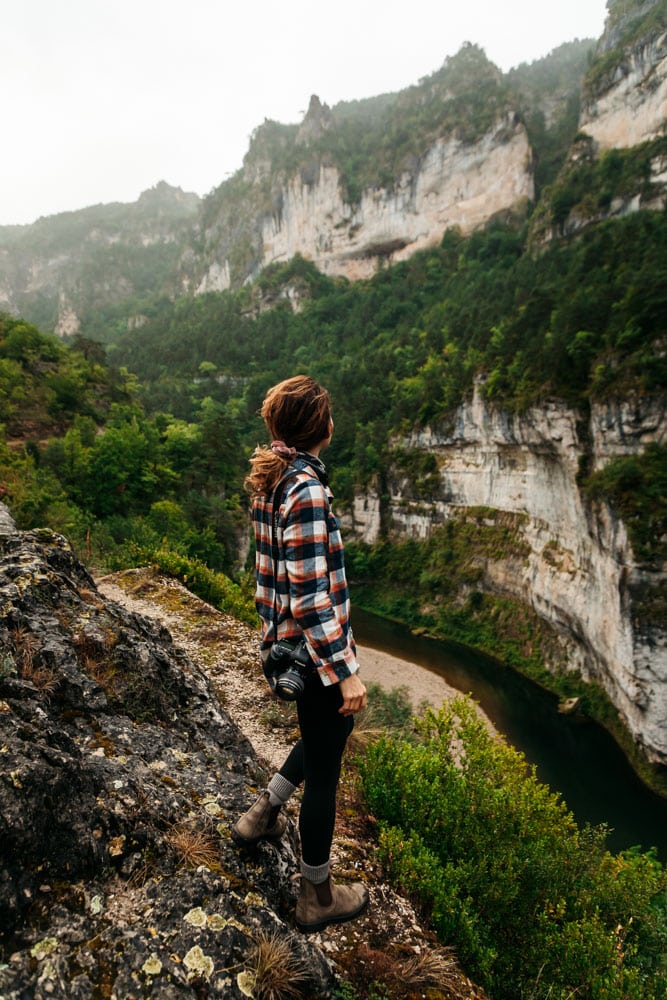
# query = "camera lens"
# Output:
<box><xmin>275</xmin><ymin>669</ymin><xmax>305</xmax><ymax>702</ymax></box>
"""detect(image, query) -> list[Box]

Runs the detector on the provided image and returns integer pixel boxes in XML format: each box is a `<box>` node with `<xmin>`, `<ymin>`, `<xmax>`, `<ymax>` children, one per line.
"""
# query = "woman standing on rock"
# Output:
<box><xmin>232</xmin><ymin>374</ymin><xmax>369</xmax><ymax>933</ymax></box>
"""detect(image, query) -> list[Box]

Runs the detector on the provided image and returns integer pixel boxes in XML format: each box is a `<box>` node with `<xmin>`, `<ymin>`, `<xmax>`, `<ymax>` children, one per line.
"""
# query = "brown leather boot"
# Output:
<box><xmin>231</xmin><ymin>791</ymin><xmax>287</xmax><ymax>845</ymax></box>
<box><xmin>295</xmin><ymin>875</ymin><xmax>369</xmax><ymax>933</ymax></box>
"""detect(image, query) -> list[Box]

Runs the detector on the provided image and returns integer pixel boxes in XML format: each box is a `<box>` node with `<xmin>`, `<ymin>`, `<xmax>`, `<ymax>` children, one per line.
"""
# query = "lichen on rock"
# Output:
<box><xmin>0</xmin><ymin>505</ymin><xmax>336</xmax><ymax>998</ymax></box>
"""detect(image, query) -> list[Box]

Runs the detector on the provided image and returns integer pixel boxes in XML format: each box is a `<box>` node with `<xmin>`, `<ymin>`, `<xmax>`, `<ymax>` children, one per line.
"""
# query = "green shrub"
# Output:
<box><xmin>361</xmin><ymin>697</ymin><xmax>667</xmax><ymax>999</ymax></box>
<box><xmin>123</xmin><ymin>544</ymin><xmax>258</xmax><ymax>626</ymax></box>
<box><xmin>584</xmin><ymin>443</ymin><xmax>667</xmax><ymax>564</ymax></box>
<box><xmin>362</xmin><ymin>682</ymin><xmax>415</xmax><ymax>732</ymax></box>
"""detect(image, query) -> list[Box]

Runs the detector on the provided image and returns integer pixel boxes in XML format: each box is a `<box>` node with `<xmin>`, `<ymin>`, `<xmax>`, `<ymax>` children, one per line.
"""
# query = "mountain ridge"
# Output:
<box><xmin>2</xmin><ymin>2</ymin><xmax>666</xmax><ymax>341</ymax></box>
<box><xmin>0</xmin><ymin>34</ymin><xmax>599</xmax><ymax>338</ymax></box>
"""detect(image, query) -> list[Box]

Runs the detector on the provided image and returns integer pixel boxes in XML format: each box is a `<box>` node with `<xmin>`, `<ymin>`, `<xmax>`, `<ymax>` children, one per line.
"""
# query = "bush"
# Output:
<box><xmin>360</xmin><ymin>697</ymin><xmax>667</xmax><ymax>999</ymax></box>
<box><xmin>584</xmin><ymin>443</ymin><xmax>667</xmax><ymax>564</ymax></box>
<box><xmin>122</xmin><ymin>544</ymin><xmax>258</xmax><ymax>626</ymax></box>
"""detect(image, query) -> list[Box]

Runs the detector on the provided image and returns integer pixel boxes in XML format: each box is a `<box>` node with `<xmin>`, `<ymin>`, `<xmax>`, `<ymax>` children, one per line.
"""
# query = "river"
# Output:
<box><xmin>353</xmin><ymin>606</ymin><xmax>667</xmax><ymax>862</ymax></box>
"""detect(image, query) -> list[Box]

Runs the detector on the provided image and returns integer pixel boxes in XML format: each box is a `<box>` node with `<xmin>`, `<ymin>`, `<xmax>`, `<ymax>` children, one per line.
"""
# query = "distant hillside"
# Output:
<box><xmin>0</xmin><ymin>38</ymin><xmax>596</xmax><ymax>340</ymax></box>
<box><xmin>0</xmin><ymin>182</ymin><xmax>199</xmax><ymax>337</ymax></box>
<box><xmin>0</xmin><ymin>0</ymin><xmax>665</xmax><ymax>348</ymax></box>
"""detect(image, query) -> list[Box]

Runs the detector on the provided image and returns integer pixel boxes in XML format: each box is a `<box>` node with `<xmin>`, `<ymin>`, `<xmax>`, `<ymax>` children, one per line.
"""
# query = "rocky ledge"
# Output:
<box><xmin>0</xmin><ymin>505</ymin><xmax>481</xmax><ymax>1000</ymax></box>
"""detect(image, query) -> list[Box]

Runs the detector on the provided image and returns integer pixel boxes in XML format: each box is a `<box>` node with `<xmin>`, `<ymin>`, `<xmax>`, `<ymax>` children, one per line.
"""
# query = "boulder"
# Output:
<box><xmin>0</xmin><ymin>506</ymin><xmax>335</xmax><ymax>998</ymax></box>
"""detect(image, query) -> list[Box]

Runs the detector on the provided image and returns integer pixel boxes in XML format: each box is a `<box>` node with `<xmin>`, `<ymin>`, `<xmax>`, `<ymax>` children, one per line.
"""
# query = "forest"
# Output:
<box><xmin>2</xmin><ymin>194</ymin><xmax>666</xmax><ymax>614</ymax></box>
<box><xmin>1</xmin><ymin>201</ymin><xmax>665</xmax><ymax>783</ymax></box>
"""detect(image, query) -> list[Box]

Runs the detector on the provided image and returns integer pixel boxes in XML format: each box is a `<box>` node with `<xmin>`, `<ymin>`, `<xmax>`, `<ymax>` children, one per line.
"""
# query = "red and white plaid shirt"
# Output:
<box><xmin>253</xmin><ymin>455</ymin><xmax>358</xmax><ymax>686</ymax></box>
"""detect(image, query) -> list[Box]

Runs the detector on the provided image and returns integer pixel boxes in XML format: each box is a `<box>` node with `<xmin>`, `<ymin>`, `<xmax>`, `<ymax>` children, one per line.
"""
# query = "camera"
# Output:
<box><xmin>264</xmin><ymin>637</ymin><xmax>312</xmax><ymax>701</ymax></box>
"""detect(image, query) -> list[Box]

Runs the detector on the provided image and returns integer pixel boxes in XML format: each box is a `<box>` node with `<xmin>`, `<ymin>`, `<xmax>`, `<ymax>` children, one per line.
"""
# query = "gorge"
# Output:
<box><xmin>0</xmin><ymin>0</ymin><xmax>665</xmax><ymax>785</ymax></box>
<box><xmin>344</xmin><ymin>387</ymin><xmax>666</xmax><ymax>769</ymax></box>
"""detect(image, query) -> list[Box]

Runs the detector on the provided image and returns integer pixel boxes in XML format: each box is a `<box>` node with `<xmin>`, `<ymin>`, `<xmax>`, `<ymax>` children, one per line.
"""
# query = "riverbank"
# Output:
<box><xmin>351</xmin><ymin>592</ymin><xmax>667</xmax><ymax>801</ymax></box>
<box><xmin>356</xmin><ymin>643</ymin><xmax>495</xmax><ymax>732</ymax></box>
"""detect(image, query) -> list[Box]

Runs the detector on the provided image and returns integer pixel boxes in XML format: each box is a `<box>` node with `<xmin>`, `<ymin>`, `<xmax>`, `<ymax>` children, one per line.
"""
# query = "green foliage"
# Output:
<box><xmin>0</xmin><ymin>312</ymin><xmax>128</xmax><ymax>435</ymax></box>
<box><xmin>586</xmin><ymin>1</ymin><xmax>667</xmax><ymax>95</ymax></box>
<box><xmin>544</xmin><ymin>136</ymin><xmax>667</xmax><ymax>234</ymax></box>
<box><xmin>361</xmin><ymin>697</ymin><xmax>667</xmax><ymax>999</ymax></box>
<box><xmin>121</xmin><ymin>545</ymin><xmax>257</xmax><ymax>626</ymax></box>
<box><xmin>0</xmin><ymin>326</ymin><xmax>248</xmax><ymax>588</ymax></box>
<box><xmin>584</xmin><ymin>444</ymin><xmax>667</xmax><ymax>564</ymax></box>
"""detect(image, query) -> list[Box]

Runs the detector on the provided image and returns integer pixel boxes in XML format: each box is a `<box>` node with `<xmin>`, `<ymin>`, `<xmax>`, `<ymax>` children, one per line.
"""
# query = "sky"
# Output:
<box><xmin>3</xmin><ymin>0</ymin><xmax>609</xmax><ymax>227</ymax></box>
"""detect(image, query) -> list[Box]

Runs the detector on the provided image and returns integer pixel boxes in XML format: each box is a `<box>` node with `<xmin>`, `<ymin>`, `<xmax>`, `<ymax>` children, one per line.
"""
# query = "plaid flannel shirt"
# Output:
<box><xmin>253</xmin><ymin>455</ymin><xmax>358</xmax><ymax>686</ymax></box>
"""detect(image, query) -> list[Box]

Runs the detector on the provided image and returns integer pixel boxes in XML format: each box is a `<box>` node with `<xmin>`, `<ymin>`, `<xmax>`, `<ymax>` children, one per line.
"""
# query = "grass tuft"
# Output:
<box><xmin>248</xmin><ymin>931</ymin><xmax>310</xmax><ymax>1000</ymax></box>
<box><xmin>165</xmin><ymin>820</ymin><xmax>220</xmax><ymax>871</ymax></box>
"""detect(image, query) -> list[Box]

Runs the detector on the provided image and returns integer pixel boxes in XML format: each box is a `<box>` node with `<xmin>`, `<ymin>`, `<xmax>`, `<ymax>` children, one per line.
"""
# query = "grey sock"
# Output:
<box><xmin>267</xmin><ymin>773</ymin><xmax>297</xmax><ymax>807</ymax></box>
<box><xmin>301</xmin><ymin>859</ymin><xmax>330</xmax><ymax>884</ymax></box>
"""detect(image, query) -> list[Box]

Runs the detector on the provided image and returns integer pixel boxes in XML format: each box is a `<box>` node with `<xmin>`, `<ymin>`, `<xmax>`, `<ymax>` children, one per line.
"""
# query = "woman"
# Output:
<box><xmin>232</xmin><ymin>375</ymin><xmax>369</xmax><ymax>934</ymax></box>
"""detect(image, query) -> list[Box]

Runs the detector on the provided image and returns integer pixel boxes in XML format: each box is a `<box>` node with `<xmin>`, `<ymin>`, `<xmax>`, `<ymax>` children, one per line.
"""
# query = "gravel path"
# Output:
<box><xmin>96</xmin><ymin>567</ymin><xmax>487</xmax><ymax>999</ymax></box>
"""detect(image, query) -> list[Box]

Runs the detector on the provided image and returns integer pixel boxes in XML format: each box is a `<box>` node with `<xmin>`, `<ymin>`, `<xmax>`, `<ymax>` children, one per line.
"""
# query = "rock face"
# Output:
<box><xmin>0</xmin><ymin>183</ymin><xmax>199</xmax><ymax>336</ymax></box>
<box><xmin>198</xmin><ymin>114</ymin><xmax>534</xmax><ymax>291</ymax></box>
<box><xmin>580</xmin><ymin>19</ymin><xmax>667</xmax><ymax>149</ymax></box>
<box><xmin>0</xmin><ymin>507</ymin><xmax>335</xmax><ymax>998</ymax></box>
<box><xmin>343</xmin><ymin>386</ymin><xmax>667</xmax><ymax>767</ymax></box>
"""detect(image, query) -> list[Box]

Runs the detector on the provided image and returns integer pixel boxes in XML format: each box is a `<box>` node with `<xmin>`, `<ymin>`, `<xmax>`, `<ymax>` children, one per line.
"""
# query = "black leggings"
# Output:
<box><xmin>278</xmin><ymin>671</ymin><xmax>354</xmax><ymax>866</ymax></box>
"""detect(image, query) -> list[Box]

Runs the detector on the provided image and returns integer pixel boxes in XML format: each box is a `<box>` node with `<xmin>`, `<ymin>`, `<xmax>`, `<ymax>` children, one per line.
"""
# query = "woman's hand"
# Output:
<box><xmin>338</xmin><ymin>672</ymin><xmax>367</xmax><ymax>716</ymax></box>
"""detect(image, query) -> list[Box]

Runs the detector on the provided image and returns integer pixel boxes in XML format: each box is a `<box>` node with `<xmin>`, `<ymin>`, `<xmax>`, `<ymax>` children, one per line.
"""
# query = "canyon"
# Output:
<box><xmin>345</xmin><ymin>386</ymin><xmax>667</xmax><ymax>767</ymax></box>
<box><xmin>0</xmin><ymin>2</ymin><xmax>665</xmax><ymax>772</ymax></box>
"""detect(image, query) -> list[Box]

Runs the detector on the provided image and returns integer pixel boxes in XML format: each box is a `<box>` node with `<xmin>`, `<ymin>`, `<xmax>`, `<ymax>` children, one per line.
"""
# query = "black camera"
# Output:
<box><xmin>264</xmin><ymin>637</ymin><xmax>312</xmax><ymax>701</ymax></box>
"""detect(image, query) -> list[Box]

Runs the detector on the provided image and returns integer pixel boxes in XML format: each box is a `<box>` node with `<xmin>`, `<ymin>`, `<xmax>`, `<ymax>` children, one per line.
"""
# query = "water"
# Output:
<box><xmin>353</xmin><ymin>606</ymin><xmax>667</xmax><ymax>861</ymax></box>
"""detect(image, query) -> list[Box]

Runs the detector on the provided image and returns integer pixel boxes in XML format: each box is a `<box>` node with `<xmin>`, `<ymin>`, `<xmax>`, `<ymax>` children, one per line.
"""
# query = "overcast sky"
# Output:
<box><xmin>3</xmin><ymin>0</ymin><xmax>609</xmax><ymax>226</ymax></box>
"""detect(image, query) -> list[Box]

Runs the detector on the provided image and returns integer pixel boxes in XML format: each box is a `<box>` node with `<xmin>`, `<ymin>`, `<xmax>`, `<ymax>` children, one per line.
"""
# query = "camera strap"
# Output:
<box><xmin>270</xmin><ymin>468</ymin><xmax>297</xmax><ymax>642</ymax></box>
<box><xmin>268</xmin><ymin>458</ymin><xmax>332</xmax><ymax>646</ymax></box>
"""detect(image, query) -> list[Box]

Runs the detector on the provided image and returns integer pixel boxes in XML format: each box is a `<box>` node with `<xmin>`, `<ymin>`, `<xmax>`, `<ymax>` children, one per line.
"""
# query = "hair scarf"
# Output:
<box><xmin>270</xmin><ymin>441</ymin><xmax>329</xmax><ymax>487</ymax></box>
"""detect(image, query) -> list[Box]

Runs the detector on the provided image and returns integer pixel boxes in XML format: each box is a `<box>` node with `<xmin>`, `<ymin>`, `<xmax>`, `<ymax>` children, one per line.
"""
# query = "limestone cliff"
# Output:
<box><xmin>343</xmin><ymin>387</ymin><xmax>667</xmax><ymax>768</ymax></box>
<box><xmin>196</xmin><ymin>112</ymin><xmax>534</xmax><ymax>291</ymax></box>
<box><xmin>193</xmin><ymin>6</ymin><xmax>667</xmax><ymax>293</ymax></box>
<box><xmin>580</xmin><ymin>2</ymin><xmax>667</xmax><ymax>150</ymax></box>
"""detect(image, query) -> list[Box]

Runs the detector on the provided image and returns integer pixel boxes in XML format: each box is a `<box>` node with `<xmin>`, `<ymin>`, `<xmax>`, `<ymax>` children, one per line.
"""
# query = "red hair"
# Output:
<box><xmin>245</xmin><ymin>375</ymin><xmax>332</xmax><ymax>496</ymax></box>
